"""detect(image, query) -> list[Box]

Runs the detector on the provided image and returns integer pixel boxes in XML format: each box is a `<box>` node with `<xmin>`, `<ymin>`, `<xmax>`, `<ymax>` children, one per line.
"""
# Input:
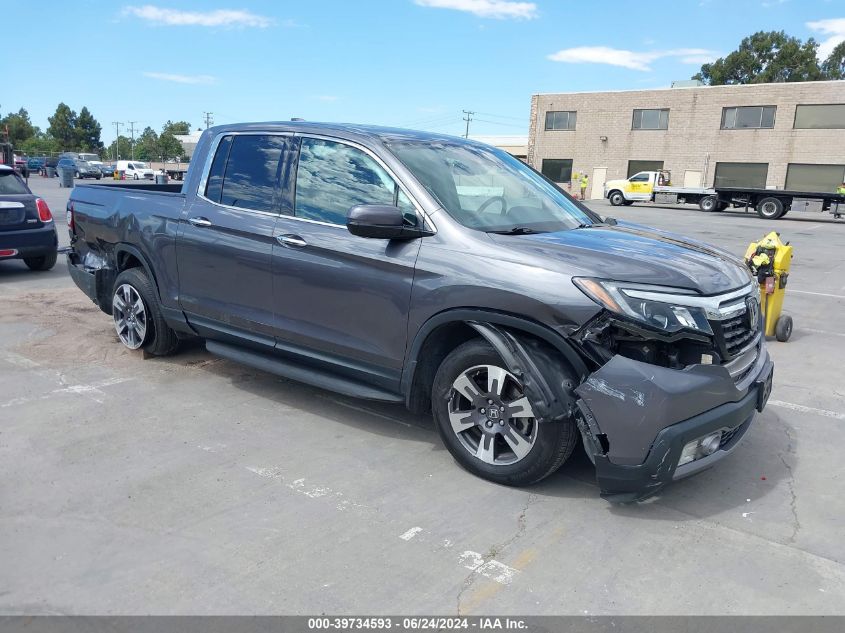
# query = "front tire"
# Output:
<box><xmin>608</xmin><ymin>191</ymin><xmax>625</xmax><ymax>206</ymax></box>
<box><xmin>111</xmin><ymin>268</ymin><xmax>179</xmax><ymax>356</ymax></box>
<box><xmin>24</xmin><ymin>251</ymin><xmax>57</xmax><ymax>271</ymax></box>
<box><xmin>431</xmin><ymin>339</ymin><xmax>578</xmax><ymax>486</ymax></box>
<box><xmin>757</xmin><ymin>197</ymin><xmax>785</xmax><ymax>220</ymax></box>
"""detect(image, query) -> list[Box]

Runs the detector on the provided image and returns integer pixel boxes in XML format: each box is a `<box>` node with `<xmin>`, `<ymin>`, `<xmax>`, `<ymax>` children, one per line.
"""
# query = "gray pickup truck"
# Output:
<box><xmin>66</xmin><ymin>122</ymin><xmax>773</xmax><ymax>502</ymax></box>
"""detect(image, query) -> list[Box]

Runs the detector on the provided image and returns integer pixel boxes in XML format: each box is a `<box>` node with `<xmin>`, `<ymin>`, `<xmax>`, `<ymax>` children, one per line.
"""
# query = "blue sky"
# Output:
<box><xmin>4</xmin><ymin>0</ymin><xmax>845</xmax><ymax>143</ymax></box>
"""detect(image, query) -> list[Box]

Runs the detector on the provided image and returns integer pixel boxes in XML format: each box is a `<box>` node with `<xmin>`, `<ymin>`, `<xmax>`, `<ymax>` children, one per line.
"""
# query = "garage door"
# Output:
<box><xmin>627</xmin><ymin>160</ymin><xmax>664</xmax><ymax>178</ymax></box>
<box><xmin>785</xmin><ymin>164</ymin><xmax>845</xmax><ymax>193</ymax></box>
<box><xmin>714</xmin><ymin>162</ymin><xmax>768</xmax><ymax>188</ymax></box>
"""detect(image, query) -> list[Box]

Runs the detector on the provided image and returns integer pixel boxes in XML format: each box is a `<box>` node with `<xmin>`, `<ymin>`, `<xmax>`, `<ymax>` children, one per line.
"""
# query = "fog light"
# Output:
<box><xmin>699</xmin><ymin>432</ymin><xmax>722</xmax><ymax>456</ymax></box>
<box><xmin>678</xmin><ymin>441</ymin><xmax>699</xmax><ymax>466</ymax></box>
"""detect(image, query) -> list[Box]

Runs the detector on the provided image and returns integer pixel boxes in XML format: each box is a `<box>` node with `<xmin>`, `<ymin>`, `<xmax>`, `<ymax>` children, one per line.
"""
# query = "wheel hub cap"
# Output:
<box><xmin>112</xmin><ymin>283</ymin><xmax>147</xmax><ymax>350</ymax></box>
<box><xmin>448</xmin><ymin>364</ymin><xmax>537</xmax><ymax>465</ymax></box>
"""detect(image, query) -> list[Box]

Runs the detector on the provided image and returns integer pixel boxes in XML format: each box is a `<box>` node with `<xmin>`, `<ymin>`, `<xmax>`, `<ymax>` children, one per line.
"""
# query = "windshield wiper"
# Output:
<box><xmin>487</xmin><ymin>227</ymin><xmax>542</xmax><ymax>235</ymax></box>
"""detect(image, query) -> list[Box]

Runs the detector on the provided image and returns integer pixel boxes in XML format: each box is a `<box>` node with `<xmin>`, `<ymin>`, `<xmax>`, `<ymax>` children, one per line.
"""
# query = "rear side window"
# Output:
<box><xmin>0</xmin><ymin>171</ymin><xmax>28</xmax><ymax>194</ymax></box>
<box><xmin>204</xmin><ymin>135</ymin><xmax>233</xmax><ymax>203</ymax></box>
<box><xmin>220</xmin><ymin>135</ymin><xmax>286</xmax><ymax>213</ymax></box>
<box><xmin>294</xmin><ymin>138</ymin><xmax>396</xmax><ymax>225</ymax></box>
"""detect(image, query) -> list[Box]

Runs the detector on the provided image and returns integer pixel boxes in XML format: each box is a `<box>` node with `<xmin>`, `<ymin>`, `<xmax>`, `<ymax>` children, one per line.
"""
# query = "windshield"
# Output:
<box><xmin>132</xmin><ymin>163</ymin><xmax>147</xmax><ymax>169</ymax></box>
<box><xmin>78</xmin><ymin>161</ymin><xmax>91</xmax><ymax>168</ymax></box>
<box><xmin>0</xmin><ymin>171</ymin><xmax>28</xmax><ymax>194</ymax></box>
<box><xmin>386</xmin><ymin>140</ymin><xmax>595</xmax><ymax>233</ymax></box>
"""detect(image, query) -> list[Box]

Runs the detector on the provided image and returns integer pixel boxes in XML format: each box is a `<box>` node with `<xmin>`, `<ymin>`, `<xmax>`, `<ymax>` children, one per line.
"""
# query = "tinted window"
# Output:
<box><xmin>204</xmin><ymin>135</ymin><xmax>233</xmax><ymax>203</ymax></box>
<box><xmin>629</xmin><ymin>173</ymin><xmax>650</xmax><ymax>182</ymax></box>
<box><xmin>544</xmin><ymin>111</ymin><xmax>576</xmax><ymax>131</ymax></box>
<box><xmin>541</xmin><ymin>158</ymin><xmax>573</xmax><ymax>182</ymax></box>
<box><xmin>295</xmin><ymin>138</ymin><xmax>396</xmax><ymax>225</ymax></box>
<box><xmin>632</xmin><ymin>109</ymin><xmax>669</xmax><ymax>130</ymax></box>
<box><xmin>220</xmin><ymin>135</ymin><xmax>286</xmax><ymax>212</ymax></box>
<box><xmin>0</xmin><ymin>171</ymin><xmax>28</xmax><ymax>194</ymax></box>
<box><xmin>794</xmin><ymin>104</ymin><xmax>845</xmax><ymax>129</ymax></box>
<box><xmin>721</xmin><ymin>106</ymin><xmax>776</xmax><ymax>129</ymax></box>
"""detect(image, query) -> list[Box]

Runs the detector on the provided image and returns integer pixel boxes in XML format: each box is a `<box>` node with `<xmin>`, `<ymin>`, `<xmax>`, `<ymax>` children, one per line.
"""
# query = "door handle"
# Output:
<box><xmin>277</xmin><ymin>234</ymin><xmax>307</xmax><ymax>248</ymax></box>
<box><xmin>188</xmin><ymin>216</ymin><xmax>212</xmax><ymax>227</ymax></box>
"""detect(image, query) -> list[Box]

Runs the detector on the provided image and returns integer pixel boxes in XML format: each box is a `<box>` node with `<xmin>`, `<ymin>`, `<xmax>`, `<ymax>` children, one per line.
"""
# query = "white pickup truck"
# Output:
<box><xmin>604</xmin><ymin>170</ymin><xmax>725</xmax><ymax>212</ymax></box>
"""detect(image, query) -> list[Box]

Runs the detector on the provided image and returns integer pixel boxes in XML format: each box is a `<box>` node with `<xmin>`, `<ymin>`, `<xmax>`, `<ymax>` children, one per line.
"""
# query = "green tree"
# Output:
<box><xmin>162</xmin><ymin>120</ymin><xmax>191</xmax><ymax>136</ymax></box>
<box><xmin>106</xmin><ymin>135</ymin><xmax>133</xmax><ymax>160</ymax></box>
<box><xmin>19</xmin><ymin>133</ymin><xmax>60</xmax><ymax>156</ymax></box>
<box><xmin>75</xmin><ymin>107</ymin><xmax>103</xmax><ymax>152</ymax></box>
<box><xmin>693</xmin><ymin>31</ymin><xmax>824</xmax><ymax>85</ymax></box>
<box><xmin>1</xmin><ymin>108</ymin><xmax>37</xmax><ymax>146</ymax></box>
<box><xmin>822</xmin><ymin>40</ymin><xmax>845</xmax><ymax>80</ymax></box>
<box><xmin>47</xmin><ymin>103</ymin><xmax>78</xmax><ymax>150</ymax></box>
<box><xmin>158</xmin><ymin>131</ymin><xmax>184</xmax><ymax>161</ymax></box>
<box><xmin>133</xmin><ymin>127</ymin><xmax>159</xmax><ymax>161</ymax></box>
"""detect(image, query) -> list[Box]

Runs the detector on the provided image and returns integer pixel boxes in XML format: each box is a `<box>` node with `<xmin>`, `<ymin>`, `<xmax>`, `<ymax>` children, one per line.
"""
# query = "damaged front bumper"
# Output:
<box><xmin>575</xmin><ymin>342</ymin><xmax>773</xmax><ymax>503</ymax></box>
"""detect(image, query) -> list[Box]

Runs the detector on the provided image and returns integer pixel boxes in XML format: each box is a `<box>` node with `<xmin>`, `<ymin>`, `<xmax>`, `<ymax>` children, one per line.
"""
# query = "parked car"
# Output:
<box><xmin>97</xmin><ymin>164</ymin><xmax>115</xmax><ymax>178</ymax></box>
<box><xmin>27</xmin><ymin>157</ymin><xmax>45</xmax><ymax>171</ymax></box>
<box><xmin>115</xmin><ymin>160</ymin><xmax>154</xmax><ymax>180</ymax></box>
<box><xmin>13</xmin><ymin>155</ymin><xmax>29</xmax><ymax>178</ymax></box>
<box><xmin>66</xmin><ymin>123</ymin><xmax>773</xmax><ymax>502</ymax></box>
<box><xmin>56</xmin><ymin>158</ymin><xmax>101</xmax><ymax>179</ymax></box>
<box><xmin>75</xmin><ymin>160</ymin><xmax>102</xmax><ymax>180</ymax></box>
<box><xmin>0</xmin><ymin>165</ymin><xmax>58</xmax><ymax>270</ymax></box>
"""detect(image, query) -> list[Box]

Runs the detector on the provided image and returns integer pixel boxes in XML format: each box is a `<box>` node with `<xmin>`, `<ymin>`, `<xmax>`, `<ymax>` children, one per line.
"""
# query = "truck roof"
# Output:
<box><xmin>206</xmin><ymin>121</ymin><xmax>486</xmax><ymax>146</ymax></box>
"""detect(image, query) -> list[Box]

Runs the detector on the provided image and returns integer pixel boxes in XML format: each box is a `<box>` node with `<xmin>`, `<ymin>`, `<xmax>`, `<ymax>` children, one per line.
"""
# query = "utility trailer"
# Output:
<box><xmin>715</xmin><ymin>187</ymin><xmax>845</xmax><ymax>220</ymax></box>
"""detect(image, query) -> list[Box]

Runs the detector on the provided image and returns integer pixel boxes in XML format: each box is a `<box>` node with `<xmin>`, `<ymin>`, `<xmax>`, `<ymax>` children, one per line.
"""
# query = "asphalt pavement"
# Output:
<box><xmin>1</xmin><ymin>177</ymin><xmax>843</xmax><ymax>615</ymax></box>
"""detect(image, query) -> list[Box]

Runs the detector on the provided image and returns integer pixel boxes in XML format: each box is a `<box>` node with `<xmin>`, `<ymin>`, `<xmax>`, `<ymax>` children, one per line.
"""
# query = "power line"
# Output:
<box><xmin>473</xmin><ymin>118</ymin><xmax>528</xmax><ymax>130</ymax></box>
<box><xmin>462</xmin><ymin>110</ymin><xmax>475</xmax><ymax>138</ymax></box>
<box><xmin>475</xmin><ymin>111</ymin><xmax>527</xmax><ymax>122</ymax></box>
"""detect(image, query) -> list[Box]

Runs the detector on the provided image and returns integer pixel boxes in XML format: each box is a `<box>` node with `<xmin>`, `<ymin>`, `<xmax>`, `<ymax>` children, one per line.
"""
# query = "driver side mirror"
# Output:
<box><xmin>346</xmin><ymin>205</ymin><xmax>432</xmax><ymax>240</ymax></box>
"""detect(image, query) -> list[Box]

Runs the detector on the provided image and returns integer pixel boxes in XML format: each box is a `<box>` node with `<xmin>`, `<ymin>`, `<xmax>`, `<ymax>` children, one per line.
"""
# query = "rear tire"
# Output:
<box><xmin>431</xmin><ymin>339</ymin><xmax>578</xmax><ymax>486</ymax></box>
<box><xmin>24</xmin><ymin>251</ymin><xmax>58</xmax><ymax>271</ymax></box>
<box><xmin>699</xmin><ymin>195</ymin><xmax>718</xmax><ymax>212</ymax></box>
<box><xmin>757</xmin><ymin>197</ymin><xmax>785</xmax><ymax>220</ymax></box>
<box><xmin>609</xmin><ymin>191</ymin><xmax>625</xmax><ymax>206</ymax></box>
<box><xmin>111</xmin><ymin>268</ymin><xmax>180</xmax><ymax>356</ymax></box>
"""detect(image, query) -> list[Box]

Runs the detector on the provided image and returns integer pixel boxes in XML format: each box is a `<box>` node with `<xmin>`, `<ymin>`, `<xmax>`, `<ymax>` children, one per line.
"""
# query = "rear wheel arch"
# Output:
<box><xmin>403</xmin><ymin>310</ymin><xmax>588</xmax><ymax>414</ymax></box>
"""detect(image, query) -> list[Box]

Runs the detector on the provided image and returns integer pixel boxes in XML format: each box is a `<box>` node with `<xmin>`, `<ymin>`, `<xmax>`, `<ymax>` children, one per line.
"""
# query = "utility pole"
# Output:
<box><xmin>203</xmin><ymin>112</ymin><xmax>214</xmax><ymax>129</ymax></box>
<box><xmin>462</xmin><ymin>110</ymin><xmax>475</xmax><ymax>138</ymax></box>
<box><xmin>127</xmin><ymin>121</ymin><xmax>138</xmax><ymax>160</ymax></box>
<box><xmin>112</xmin><ymin>121</ymin><xmax>123</xmax><ymax>160</ymax></box>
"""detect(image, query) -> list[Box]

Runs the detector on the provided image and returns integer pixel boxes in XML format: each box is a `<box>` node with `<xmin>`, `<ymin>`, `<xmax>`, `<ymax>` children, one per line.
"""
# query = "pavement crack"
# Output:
<box><xmin>780</xmin><ymin>431</ymin><xmax>800</xmax><ymax>543</ymax></box>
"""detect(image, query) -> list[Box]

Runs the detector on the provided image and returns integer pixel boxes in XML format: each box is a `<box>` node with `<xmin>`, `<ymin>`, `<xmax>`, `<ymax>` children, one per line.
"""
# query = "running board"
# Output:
<box><xmin>205</xmin><ymin>341</ymin><xmax>404</xmax><ymax>402</ymax></box>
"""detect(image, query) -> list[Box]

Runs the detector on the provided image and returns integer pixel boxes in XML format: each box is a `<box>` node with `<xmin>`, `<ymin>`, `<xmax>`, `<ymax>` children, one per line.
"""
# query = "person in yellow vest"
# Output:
<box><xmin>580</xmin><ymin>172</ymin><xmax>589</xmax><ymax>200</ymax></box>
<box><xmin>837</xmin><ymin>181</ymin><xmax>845</xmax><ymax>195</ymax></box>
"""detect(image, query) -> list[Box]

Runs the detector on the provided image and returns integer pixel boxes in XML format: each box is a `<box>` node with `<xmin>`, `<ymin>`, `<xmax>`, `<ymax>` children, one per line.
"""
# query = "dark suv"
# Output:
<box><xmin>66</xmin><ymin>123</ymin><xmax>773</xmax><ymax>501</ymax></box>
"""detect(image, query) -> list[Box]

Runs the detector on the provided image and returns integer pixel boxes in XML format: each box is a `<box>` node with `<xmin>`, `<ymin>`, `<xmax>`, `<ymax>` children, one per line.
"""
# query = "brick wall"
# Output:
<box><xmin>529</xmin><ymin>81</ymin><xmax>845</xmax><ymax>190</ymax></box>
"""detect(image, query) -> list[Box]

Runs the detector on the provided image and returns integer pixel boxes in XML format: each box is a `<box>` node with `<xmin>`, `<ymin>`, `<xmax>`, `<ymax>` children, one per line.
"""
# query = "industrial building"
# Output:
<box><xmin>527</xmin><ymin>80</ymin><xmax>845</xmax><ymax>199</ymax></box>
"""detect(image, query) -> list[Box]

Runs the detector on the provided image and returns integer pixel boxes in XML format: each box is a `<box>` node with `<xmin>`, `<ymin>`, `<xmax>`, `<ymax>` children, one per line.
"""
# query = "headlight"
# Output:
<box><xmin>573</xmin><ymin>277</ymin><xmax>713</xmax><ymax>335</ymax></box>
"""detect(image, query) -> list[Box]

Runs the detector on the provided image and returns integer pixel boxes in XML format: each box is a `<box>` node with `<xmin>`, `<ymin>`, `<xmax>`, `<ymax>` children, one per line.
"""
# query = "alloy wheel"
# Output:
<box><xmin>448</xmin><ymin>364</ymin><xmax>537</xmax><ymax>465</ymax></box>
<box><xmin>112</xmin><ymin>283</ymin><xmax>148</xmax><ymax>349</ymax></box>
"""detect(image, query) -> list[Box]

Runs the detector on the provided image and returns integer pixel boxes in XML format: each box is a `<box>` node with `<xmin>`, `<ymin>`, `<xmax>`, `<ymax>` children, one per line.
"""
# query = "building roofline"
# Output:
<box><xmin>532</xmin><ymin>79</ymin><xmax>845</xmax><ymax>97</ymax></box>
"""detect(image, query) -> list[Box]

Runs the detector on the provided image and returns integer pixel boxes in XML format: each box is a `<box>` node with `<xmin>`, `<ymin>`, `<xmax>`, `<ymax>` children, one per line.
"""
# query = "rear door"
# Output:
<box><xmin>269</xmin><ymin>135</ymin><xmax>423</xmax><ymax>389</ymax></box>
<box><xmin>176</xmin><ymin>133</ymin><xmax>293</xmax><ymax>345</ymax></box>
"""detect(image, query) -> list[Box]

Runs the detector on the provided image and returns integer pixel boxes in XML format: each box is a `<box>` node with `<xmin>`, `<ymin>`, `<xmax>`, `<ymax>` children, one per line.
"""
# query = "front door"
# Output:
<box><xmin>625</xmin><ymin>172</ymin><xmax>654</xmax><ymax>200</ymax></box>
<box><xmin>176</xmin><ymin>133</ymin><xmax>292</xmax><ymax>344</ymax></box>
<box><xmin>590</xmin><ymin>167</ymin><xmax>607</xmax><ymax>200</ymax></box>
<box><xmin>270</xmin><ymin>136</ymin><xmax>422</xmax><ymax>390</ymax></box>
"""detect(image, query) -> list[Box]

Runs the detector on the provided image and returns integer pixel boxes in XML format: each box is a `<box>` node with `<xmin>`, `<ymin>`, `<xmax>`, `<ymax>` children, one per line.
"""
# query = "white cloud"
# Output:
<box><xmin>414</xmin><ymin>0</ymin><xmax>537</xmax><ymax>20</ymax></box>
<box><xmin>547</xmin><ymin>46</ymin><xmax>718</xmax><ymax>71</ymax></box>
<box><xmin>807</xmin><ymin>17</ymin><xmax>845</xmax><ymax>58</ymax></box>
<box><xmin>143</xmin><ymin>72</ymin><xmax>216</xmax><ymax>84</ymax></box>
<box><xmin>123</xmin><ymin>5</ymin><xmax>274</xmax><ymax>28</ymax></box>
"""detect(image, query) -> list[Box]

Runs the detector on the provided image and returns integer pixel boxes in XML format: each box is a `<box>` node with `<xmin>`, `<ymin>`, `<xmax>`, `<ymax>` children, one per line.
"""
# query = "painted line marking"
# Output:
<box><xmin>790</xmin><ymin>290</ymin><xmax>845</xmax><ymax>300</ymax></box>
<box><xmin>458</xmin><ymin>551</ymin><xmax>519</xmax><ymax>586</ymax></box>
<box><xmin>768</xmin><ymin>400</ymin><xmax>845</xmax><ymax>421</ymax></box>
<box><xmin>1</xmin><ymin>377</ymin><xmax>130</xmax><ymax>408</ymax></box>
<box><xmin>802</xmin><ymin>328</ymin><xmax>845</xmax><ymax>338</ymax></box>
<box><xmin>399</xmin><ymin>527</ymin><xmax>423</xmax><ymax>541</ymax></box>
<box><xmin>245</xmin><ymin>468</ymin><xmax>367</xmax><ymax>512</ymax></box>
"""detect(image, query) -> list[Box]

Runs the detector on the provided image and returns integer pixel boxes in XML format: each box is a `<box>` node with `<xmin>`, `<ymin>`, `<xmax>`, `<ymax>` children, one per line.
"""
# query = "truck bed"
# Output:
<box><xmin>715</xmin><ymin>186</ymin><xmax>845</xmax><ymax>201</ymax></box>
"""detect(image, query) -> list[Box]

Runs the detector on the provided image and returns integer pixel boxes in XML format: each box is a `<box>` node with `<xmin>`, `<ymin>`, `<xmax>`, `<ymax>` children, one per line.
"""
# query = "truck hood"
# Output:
<box><xmin>488</xmin><ymin>224</ymin><xmax>751</xmax><ymax>295</ymax></box>
<box><xmin>604</xmin><ymin>178</ymin><xmax>628</xmax><ymax>190</ymax></box>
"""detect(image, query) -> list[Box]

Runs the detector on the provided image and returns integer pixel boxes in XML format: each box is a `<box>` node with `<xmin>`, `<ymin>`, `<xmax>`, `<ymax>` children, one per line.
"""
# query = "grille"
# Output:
<box><xmin>720</xmin><ymin>312</ymin><xmax>756</xmax><ymax>357</ymax></box>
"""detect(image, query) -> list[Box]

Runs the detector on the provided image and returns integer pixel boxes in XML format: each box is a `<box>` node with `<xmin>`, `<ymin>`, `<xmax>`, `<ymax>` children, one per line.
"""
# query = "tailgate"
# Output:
<box><xmin>0</xmin><ymin>196</ymin><xmax>40</xmax><ymax>231</ymax></box>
